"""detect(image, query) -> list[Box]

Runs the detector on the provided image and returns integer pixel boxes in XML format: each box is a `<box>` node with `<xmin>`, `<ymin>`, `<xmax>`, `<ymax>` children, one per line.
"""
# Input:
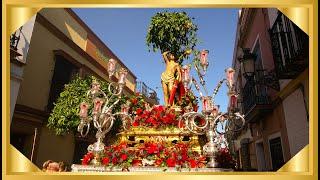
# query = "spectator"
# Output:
<box><xmin>42</xmin><ymin>160</ymin><xmax>67</xmax><ymax>172</ymax></box>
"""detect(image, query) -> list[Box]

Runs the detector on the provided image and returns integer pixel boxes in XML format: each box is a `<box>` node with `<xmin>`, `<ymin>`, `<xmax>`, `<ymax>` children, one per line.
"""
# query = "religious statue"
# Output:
<box><xmin>161</xmin><ymin>51</ymin><xmax>185</xmax><ymax>107</ymax></box>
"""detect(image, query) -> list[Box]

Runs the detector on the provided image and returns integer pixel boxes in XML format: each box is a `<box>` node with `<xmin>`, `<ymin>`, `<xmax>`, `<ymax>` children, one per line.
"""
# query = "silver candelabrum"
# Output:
<box><xmin>77</xmin><ymin>59</ymin><xmax>133</xmax><ymax>166</ymax></box>
<box><xmin>179</xmin><ymin>50</ymin><xmax>245</xmax><ymax>168</ymax></box>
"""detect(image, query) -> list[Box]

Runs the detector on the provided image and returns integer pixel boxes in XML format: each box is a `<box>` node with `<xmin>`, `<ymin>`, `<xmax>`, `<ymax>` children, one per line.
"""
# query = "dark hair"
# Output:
<box><xmin>58</xmin><ymin>161</ymin><xmax>67</xmax><ymax>172</ymax></box>
<box><xmin>42</xmin><ymin>160</ymin><xmax>53</xmax><ymax>171</ymax></box>
<box><xmin>166</xmin><ymin>52</ymin><xmax>175</xmax><ymax>59</ymax></box>
<box><xmin>42</xmin><ymin>160</ymin><xmax>68</xmax><ymax>172</ymax></box>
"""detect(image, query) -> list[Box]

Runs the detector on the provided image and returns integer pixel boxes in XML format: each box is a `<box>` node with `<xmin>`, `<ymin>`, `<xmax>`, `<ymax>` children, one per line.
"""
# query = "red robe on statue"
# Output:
<box><xmin>168</xmin><ymin>80</ymin><xmax>185</xmax><ymax>106</ymax></box>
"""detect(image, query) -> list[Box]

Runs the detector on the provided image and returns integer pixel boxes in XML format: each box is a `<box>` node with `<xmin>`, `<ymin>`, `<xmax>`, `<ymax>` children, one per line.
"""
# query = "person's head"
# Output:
<box><xmin>42</xmin><ymin>160</ymin><xmax>67</xmax><ymax>172</ymax></box>
<box><xmin>166</xmin><ymin>52</ymin><xmax>176</xmax><ymax>61</ymax></box>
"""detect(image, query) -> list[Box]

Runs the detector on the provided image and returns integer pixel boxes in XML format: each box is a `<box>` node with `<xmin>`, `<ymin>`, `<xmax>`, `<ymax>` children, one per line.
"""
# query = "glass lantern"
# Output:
<box><xmin>181</xmin><ymin>65</ymin><xmax>191</xmax><ymax>90</ymax></box>
<box><xmin>121</xmin><ymin>103</ymin><xmax>130</xmax><ymax>115</ymax></box>
<box><xmin>118</xmin><ymin>68</ymin><xmax>128</xmax><ymax>85</ymax></box>
<box><xmin>93</xmin><ymin>98</ymin><xmax>103</xmax><ymax>114</ymax></box>
<box><xmin>107</xmin><ymin>59</ymin><xmax>117</xmax><ymax>78</ymax></box>
<box><xmin>225</xmin><ymin>67</ymin><xmax>235</xmax><ymax>87</ymax></box>
<box><xmin>201</xmin><ymin>96</ymin><xmax>213</xmax><ymax>114</ymax></box>
<box><xmin>79</xmin><ymin>102</ymin><xmax>89</xmax><ymax>118</ymax></box>
<box><xmin>200</xmin><ymin>50</ymin><xmax>209</xmax><ymax>72</ymax></box>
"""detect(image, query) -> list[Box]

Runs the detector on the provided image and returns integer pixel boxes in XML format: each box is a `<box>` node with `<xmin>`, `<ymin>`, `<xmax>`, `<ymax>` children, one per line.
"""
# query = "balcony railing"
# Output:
<box><xmin>136</xmin><ymin>81</ymin><xmax>159</xmax><ymax>105</ymax></box>
<box><xmin>242</xmin><ymin>75</ymin><xmax>270</xmax><ymax>116</ymax></box>
<box><xmin>10</xmin><ymin>27</ymin><xmax>23</xmax><ymax>63</ymax></box>
<box><xmin>269</xmin><ymin>12</ymin><xmax>308</xmax><ymax>79</ymax></box>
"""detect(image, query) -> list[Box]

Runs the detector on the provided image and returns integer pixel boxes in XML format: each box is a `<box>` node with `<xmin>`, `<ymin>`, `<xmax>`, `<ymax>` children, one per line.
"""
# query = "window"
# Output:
<box><xmin>269</xmin><ymin>12</ymin><xmax>308</xmax><ymax>78</ymax></box>
<box><xmin>269</xmin><ymin>137</ymin><xmax>285</xmax><ymax>170</ymax></box>
<box><xmin>47</xmin><ymin>55</ymin><xmax>78</xmax><ymax>111</ymax></box>
<box><xmin>252</xmin><ymin>42</ymin><xmax>268</xmax><ymax>98</ymax></box>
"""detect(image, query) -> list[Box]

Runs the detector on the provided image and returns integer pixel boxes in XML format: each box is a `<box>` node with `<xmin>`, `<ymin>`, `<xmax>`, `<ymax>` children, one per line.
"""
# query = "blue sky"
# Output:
<box><xmin>73</xmin><ymin>8</ymin><xmax>238</xmax><ymax>112</ymax></box>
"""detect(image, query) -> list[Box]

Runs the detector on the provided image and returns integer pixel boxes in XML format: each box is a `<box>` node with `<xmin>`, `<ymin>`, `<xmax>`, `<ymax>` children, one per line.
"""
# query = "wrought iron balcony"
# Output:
<box><xmin>241</xmin><ymin>74</ymin><xmax>272</xmax><ymax>122</ymax></box>
<box><xmin>269</xmin><ymin>12</ymin><xmax>309</xmax><ymax>79</ymax></box>
<box><xmin>136</xmin><ymin>81</ymin><xmax>159</xmax><ymax>105</ymax></box>
<box><xmin>10</xmin><ymin>27</ymin><xmax>23</xmax><ymax>65</ymax></box>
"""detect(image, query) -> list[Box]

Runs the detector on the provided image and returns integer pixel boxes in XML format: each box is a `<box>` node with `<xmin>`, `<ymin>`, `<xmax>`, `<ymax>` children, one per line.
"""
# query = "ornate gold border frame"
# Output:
<box><xmin>2</xmin><ymin>1</ymin><xmax>318</xmax><ymax>180</ymax></box>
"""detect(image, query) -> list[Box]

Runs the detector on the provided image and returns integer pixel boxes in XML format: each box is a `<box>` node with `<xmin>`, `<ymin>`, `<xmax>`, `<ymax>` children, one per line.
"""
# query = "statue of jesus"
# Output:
<box><xmin>161</xmin><ymin>51</ymin><xmax>182</xmax><ymax>107</ymax></box>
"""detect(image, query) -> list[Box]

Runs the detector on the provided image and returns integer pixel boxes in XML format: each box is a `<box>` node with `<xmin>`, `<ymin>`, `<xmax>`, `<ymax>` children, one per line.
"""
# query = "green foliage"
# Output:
<box><xmin>47</xmin><ymin>75</ymin><xmax>127</xmax><ymax>136</ymax></box>
<box><xmin>127</xmin><ymin>92</ymin><xmax>147</xmax><ymax>113</ymax></box>
<box><xmin>177</xmin><ymin>91</ymin><xmax>199</xmax><ymax>110</ymax></box>
<box><xmin>146</xmin><ymin>11</ymin><xmax>199</xmax><ymax>64</ymax></box>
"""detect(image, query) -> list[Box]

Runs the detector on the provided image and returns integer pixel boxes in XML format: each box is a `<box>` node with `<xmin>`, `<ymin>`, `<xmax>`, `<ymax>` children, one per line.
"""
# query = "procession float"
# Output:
<box><xmin>64</xmin><ymin>11</ymin><xmax>245</xmax><ymax>172</ymax></box>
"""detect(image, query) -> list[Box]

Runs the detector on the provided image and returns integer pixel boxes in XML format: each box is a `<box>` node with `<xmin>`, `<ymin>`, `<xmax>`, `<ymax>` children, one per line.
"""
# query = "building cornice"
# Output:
<box><xmin>238</xmin><ymin>8</ymin><xmax>257</xmax><ymax>47</ymax></box>
<box><xmin>36</xmin><ymin>13</ymin><xmax>135</xmax><ymax>95</ymax></box>
<box><xmin>64</xmin><ymin>8</ymin><xmax>137</xmax><ymax>80</ymax></box>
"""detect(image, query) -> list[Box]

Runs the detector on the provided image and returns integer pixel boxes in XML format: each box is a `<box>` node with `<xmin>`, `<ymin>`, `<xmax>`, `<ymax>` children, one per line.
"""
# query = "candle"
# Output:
<box><xmin>225</xmin><ymin>68</ymin><xmax>235</xmax><ymax>87</ymax></box>
<box><xmin>93</xmin><ymin>98</ymin><xmax>103</xmax><ymax>114</ymax></box>
<box><xmin>182</xmin><ymin>65</ymin><xmax>191</xmax><ymax>82</ymax></box>
<box><xmin>200</xmin><ymin>50</ymin><xmax>209</xmax><ymax>71</ymax></box>
<box><xmin>118</xmin><ymin>68</ymin><xmax>128</xmax><ymax>85</ymax></box>
<box><xmin>121</xmin><ymin>104</ymin><xmax>130</xmax><ymax>115</ymax></box>
<box><xmin>79</xmin><ymin>102</ymin><xmax>89</xmax><ymax>118</ymax></box>
<box><xmin>230</xmin><ymin>94</ymin><xmax>237</xmax><ymax>109</ymax></box>
<box><xmin>182</xmin><ymin>65</ymin><xmax>191</xmax><ymax>90</ymax></box>
<box><xmin>201</xmin><ymin>96</ymin><xmax>213</xmax><ymax>113</ymax></box>
<box><xmin>108</xmin><ymin>59</ymin><xmax>117</xmax><ymax>78</ymax></box>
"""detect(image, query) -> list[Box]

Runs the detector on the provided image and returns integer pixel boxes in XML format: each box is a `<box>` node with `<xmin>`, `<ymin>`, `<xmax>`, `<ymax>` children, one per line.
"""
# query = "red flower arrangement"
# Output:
<box><xmin>131</xmin><ymin>105</ymin><xmax>180</xmax><ymax>129</ymax></box>
<box><xmin>81</xmin><ymin>140</ymin><xmax>206</xmax><ymax>169</ymax></box>
<box><xmin>81</xmin><ymin>152</ymin><xmax>94</xmax><ymax>165</ymax></box>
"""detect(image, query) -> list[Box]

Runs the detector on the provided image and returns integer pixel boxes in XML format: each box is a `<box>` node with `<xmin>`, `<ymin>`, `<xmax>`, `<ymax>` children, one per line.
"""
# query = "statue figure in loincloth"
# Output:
<box><xmin>161</xmin><ymin>51</ymin><xmax>185</xmax><ymax>107</ymax></box>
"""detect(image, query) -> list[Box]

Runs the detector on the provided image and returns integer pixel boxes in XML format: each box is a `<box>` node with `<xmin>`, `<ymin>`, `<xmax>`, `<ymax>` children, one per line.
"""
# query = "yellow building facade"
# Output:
<box><xmin>10</xmin><ymin>8</ymin><xmax>137</xmax><ymax>168</ymax></box>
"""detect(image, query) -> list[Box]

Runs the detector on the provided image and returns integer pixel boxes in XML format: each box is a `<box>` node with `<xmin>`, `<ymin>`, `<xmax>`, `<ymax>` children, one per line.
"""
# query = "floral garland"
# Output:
<box><xmin>82</xmin><ymin>141</ymin><xmax>206</xmax><ymax>169</ymax></box>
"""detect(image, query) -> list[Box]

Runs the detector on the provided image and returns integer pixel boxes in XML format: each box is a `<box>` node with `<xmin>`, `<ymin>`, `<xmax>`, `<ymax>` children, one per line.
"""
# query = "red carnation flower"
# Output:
<box><xmin>81</xmin><ymin>157</ymin><xmax>90</xmax><ymax>165</ymax></box>
<box><xmin>82</xmin><ymin>153</ymin><xmax>92</xmax><ymax>165</ymax></box>
<box><xmin>121</xmin><ymin>154</ymin><xmax>128</xmax><ymax>161</ymax></box>
<box><xmin>102</xmin><ymin>157</ymin><xmax>110</xmax><ymax>165</ymax></box>
<box><xmin>132</xmin><ymin>159</ymin><xmax>142</xmax><ymax>167</ymax></box>
<box><xmin>146</xmin><ymin>117</ymin><xmax>154</xmax><ymax>123</ymax></box>
<box><xmin>166</xmin><ymin>158</ymin><xmax>176</xmax><ymax>167</ymax></box>
<box><xmin>154</xmin><ymin>105</ymin><xmax>165</xmax><ymax>112</ymax></box>
<box><xmin>87</xmin><ymin>152</ymin><xmax>94</xmax><ymax>158</ymax></box>
<box><xmin>167</xmin><ymin>113</ymin><xmax>176</xmax><ymax>120</ymax></box>
<box><xmin>161</xmin><ymin>116</ymin><xmax>172</xmax><ymax>124</ymax></box>
<box><xmin>181</xmin><ymin>154</ymin><xmax>188</xmax><ymax>161</ymax></box>
<box><xmin>189</xmin><ymin>159</ymin><xmax>197</xmax><ymax>168</ymax></box>
<box><xmin>112</xmin><ymin>157</ymin><xmax>118</xmax><ymax>165</ymax></box>
<box><xmin>132</xmin><ymin>120</ymin><xmax>139</xmax><ymax>127</ymax></box>
<box><xmin>150</xmin><ymin>118</ymin><xmax>159</xmax><ymax>127</ymax></box>
<box><xmin>147</xmin><ymin>144</ymin><xmax>158</xmax><ymax>154</ymax></box>
<box><xmin>155</xmin><ymin>159</ymin><xmax>163</xmax><ymax>166</ymax></box>
<box><xmin>136</xmin><ymin>108</ymin><xmax>143</xmax><ymax>115</ymax></box>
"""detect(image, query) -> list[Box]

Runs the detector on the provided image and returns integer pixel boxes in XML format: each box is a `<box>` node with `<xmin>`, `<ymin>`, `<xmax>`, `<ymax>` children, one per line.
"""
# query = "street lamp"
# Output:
<box><xmin>238</xmin><ymin>48</ymin><xmax>280</xmax><ymax>91</ymax></box>
<box><xmin>238</xmin><ymin>48</ymin><xmax>256</xmax><ymax>78</ymax></box>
